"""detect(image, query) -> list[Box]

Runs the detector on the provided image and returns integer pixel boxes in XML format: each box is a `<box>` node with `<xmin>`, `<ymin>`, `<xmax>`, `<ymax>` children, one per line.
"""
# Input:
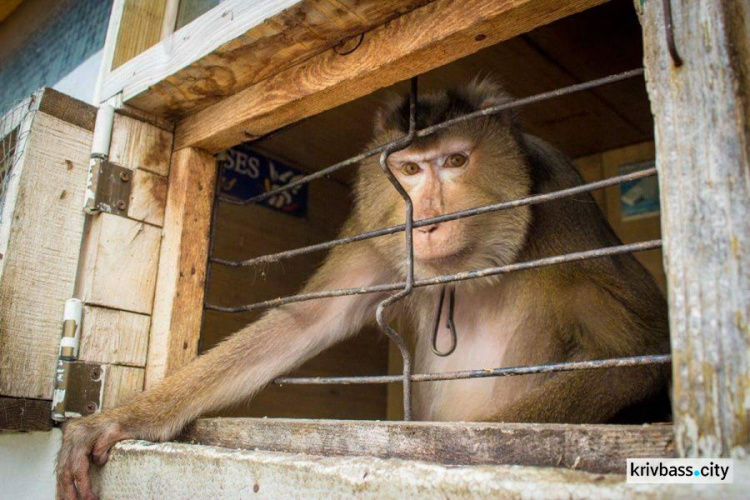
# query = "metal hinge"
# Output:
<box><xmin>51</xmin><ymin>299</ymin><xmax>105</xmax><ymax>421</ymax></box>
<box><xmin>85</xmin><ymin>160</ymin><xmax>132</xmax><ymax>217</ymax></box>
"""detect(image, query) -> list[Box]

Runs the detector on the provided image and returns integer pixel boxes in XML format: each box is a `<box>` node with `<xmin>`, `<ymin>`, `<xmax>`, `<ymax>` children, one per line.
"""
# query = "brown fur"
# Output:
<box><xmin>56</xmin><ymin>79</ymin><xmax>670</xmax><ymax>499</ymax></box>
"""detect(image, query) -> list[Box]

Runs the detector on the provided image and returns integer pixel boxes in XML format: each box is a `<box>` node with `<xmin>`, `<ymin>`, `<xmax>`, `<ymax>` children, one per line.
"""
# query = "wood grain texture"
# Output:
<box><xmin>174</xmin><ymin>0</ymin><xmax>607</xmax><ymax>152</ymax></box>
<box><xmin>128</xmin><ymin>168</ymin><xmax>168</xmax><ymax>226</ymax></box>
<box><xmin>111</xmin><ymin>0</ymin><xmax>169</xmax><ymax>69</ymax></box>
<box><xmin>641</xmin><ymin>0</ymin><xmax>750</xmax><ymax>457</ymax></box>
<box><xmin>79</xmin><ymin>305</ymin><xmax>150</xmax><ymax>367</ymax></box>
<box><xmin>77</xmin><ymin>213</ymin><xmax>162</xmax><ymax>315</ymax></box>
<box><xmin>103</xmin><ymin>365</ymin><xmax>144</xmax><ymax>409</ymax></box>
<box><xmin>0</xmin><ymin>112</ymin><xmax>90</xmax><ymax>399</ymax></box>
<box><xmin>146</xmin><ymin>147</ymin><xmax>216</xmax><ymax>388</ymax></box>
<box><xmin>102</xmin><ymin>0</ymin><xmax>434</xmax><ymax>116</ymax></box>
<box><xmin>181</xmin><ymin>418</ymin><xmax>675</xmax><ymax>474</ymax></box>
<box><xmin>109</xmin><ymin>113</ymin><xmax>173</xmax><ymax>176</ymax></box>
<box><xmin>0</xmin><ymin>397</ymin><xmax>52</xmax><ymax>431</ymax></box>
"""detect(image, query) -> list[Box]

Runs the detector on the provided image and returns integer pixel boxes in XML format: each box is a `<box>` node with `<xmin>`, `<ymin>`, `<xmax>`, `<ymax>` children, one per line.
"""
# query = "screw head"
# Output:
<box><xmin>90</xmin><ymin>367</ymin><xmax>103</xmax><ymax>381</ymax></box>
<box><xmin>84</xmin><ymin>402</ymin><xmax>98</xmax><ymax>415</ymax></box>
<box><xmin>116</xmin><ymin>200</ymin><xmax>127</xmax><ymax>210</ymax></box>
<box><xmin>119</xmin><ymin>171</ymin><xmax>131</xmax><ymax>182</ymax></box>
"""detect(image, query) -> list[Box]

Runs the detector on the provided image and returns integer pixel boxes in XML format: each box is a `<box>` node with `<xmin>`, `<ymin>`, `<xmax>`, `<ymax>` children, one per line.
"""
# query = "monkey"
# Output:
<box><xmin>56</xmin><ymin>78</ymin><xmax>670</xmax><ymax>499</ymax></box>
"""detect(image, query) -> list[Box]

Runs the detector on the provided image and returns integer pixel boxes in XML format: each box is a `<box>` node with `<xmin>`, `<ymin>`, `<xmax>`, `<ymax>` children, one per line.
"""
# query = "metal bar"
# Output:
<box><xmin>212</xmin><ymin>167</ymin><xmax>657</xmax><ymax>267</ymax></box>
<box><xmin>374</xmin><ymin>76</ymin><xmax>418</xmax><ymax>421</ymax></box>
<box><xmin>219</xmin><ymin>69</ymin><xmax>644</xmax><ymax>206</ymax></box>
<box><xmin>204</xmin><ymin>240</ymin><xmax>662</xmax><ymax>312</ymax></box>
<box><xmin>274</xmin><ymin>354</ymin><xmax>672</xmax><ymax>385</ymax></box>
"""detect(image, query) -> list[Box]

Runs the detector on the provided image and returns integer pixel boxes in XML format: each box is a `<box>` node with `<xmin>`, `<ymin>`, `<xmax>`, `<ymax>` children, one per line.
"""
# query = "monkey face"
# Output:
<box><xmin>354</xmin><ymin>79</ymin><xmax>534</xmax><ymax>279</ymax></box>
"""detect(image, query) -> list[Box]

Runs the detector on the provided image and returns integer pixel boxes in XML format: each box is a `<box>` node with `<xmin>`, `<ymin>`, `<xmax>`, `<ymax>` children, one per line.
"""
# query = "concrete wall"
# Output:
<box><xmin>0</xmin><ymin>429</ymin><xmax>61</xmax><ymax>499</ymax></box>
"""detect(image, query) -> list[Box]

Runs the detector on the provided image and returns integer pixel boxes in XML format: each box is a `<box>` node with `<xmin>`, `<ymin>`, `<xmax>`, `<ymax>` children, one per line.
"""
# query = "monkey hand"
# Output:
<box><xmin>56</xmin><ymin>413</ymin><xmax>131</xmax><ymax>500</ymax></box>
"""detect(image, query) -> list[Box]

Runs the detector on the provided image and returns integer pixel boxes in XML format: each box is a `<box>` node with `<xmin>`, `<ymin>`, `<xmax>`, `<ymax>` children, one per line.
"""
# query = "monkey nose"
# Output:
<box><xmin>417</xmin><ymin>224</ymin><xmax>438</xmax><ymax>234</ymax></box>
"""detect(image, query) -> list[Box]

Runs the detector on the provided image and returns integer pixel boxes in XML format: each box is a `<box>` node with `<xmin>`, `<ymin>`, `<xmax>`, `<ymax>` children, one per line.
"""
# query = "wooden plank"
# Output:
<box><xmin>36</xmin><ymin>88</ymin><xmax>97</xmax><ymax>132</ymax></box>
<box><xmin>174</xmin><ymin>0</ymin><xmax>607</xmax><ymax>152</ymax></box>
<box><xmin>101</xmin><ymin>0</ymin><xmax>434</xmax><ymax>116</ymax></box>
<box><xmin>640</xmin><ymin>0</ymin><xmax>750</xmax><ymax>457</ymax></box>
<box><xmin>128</xmin><ymin>168</ymin><xmax>168</xmax><ymax>226</ymax></box>
<box><xmin>0</xmin><ymin>111</ymin><xmax>90</xmax><ymax>399</ymax></box>
<box><xmin>0</xmin><ymin>0</ymin><xmax>24</xmax><ymax>24</ymax></box>
<box><xmin>111</xmin><ymin>0</ymin><xmax>170</xmax><ymax>69</ymax></box>
<box><xmin>79</xmin><ymin>306</ymin><xmax>150</xmax><ymax>367</ymax></box>
<box><xmin>181</xmin><ymin>419</ymin><xmax>675</xmax><ymax>474</ymax></box>
<box><xmin>103</xmin><ymin>365</ymin><xmax>144</xmax><ymax>409</ymax></box>
<box><xmin>77</xmin><ymin>213</ymin><xmax>162</xmax><ymax>315</ymax></box>
<box><xmin>146</xmin><ymin>147</ymin><xmax>216</xmax><ymax>388</ymax></box>
<box><xmin>93</xmin><ymin>441</ymin><xmax>749</xmax><ymax>500</ymax></box>
<box><xmin>109</xmin><ymin>113</ymin><xmax>173</xmax><ymax>176</ymax></box>
<box><xmin>0</xmin><ymin>397</ymin><xmax>52</xmax><ymax>432</ymax></box>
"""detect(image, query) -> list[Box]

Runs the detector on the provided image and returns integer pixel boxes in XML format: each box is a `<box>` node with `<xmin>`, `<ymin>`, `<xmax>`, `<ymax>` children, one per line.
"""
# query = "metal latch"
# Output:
<box><xmin>52</xmin><ymin>361</ymin><xmax>105</xmax><ymax>421</ymax></box>
<box><xmin>89</xmin><ymin>160</ymin><xmax>132</xmax><ymax>216</ymax></box>
<box><xmin>51</xmin><ymin>298</ymin><xmax>105</xmax><ymax>421</ymax></box>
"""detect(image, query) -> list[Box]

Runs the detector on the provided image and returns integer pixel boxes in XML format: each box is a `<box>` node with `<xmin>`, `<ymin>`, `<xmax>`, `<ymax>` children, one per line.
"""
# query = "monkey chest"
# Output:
<box><xmin>412</xmin><ymin>294</ymin><xmax>557</xmax><ymax>421</ymax></box>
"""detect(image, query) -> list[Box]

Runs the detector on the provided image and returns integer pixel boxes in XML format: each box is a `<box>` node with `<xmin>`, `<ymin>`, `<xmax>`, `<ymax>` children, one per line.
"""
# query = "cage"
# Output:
<box><xmin>0</xmin><ymin>0</ymin><xmax>747</xmax><ymax>497</ymax></box>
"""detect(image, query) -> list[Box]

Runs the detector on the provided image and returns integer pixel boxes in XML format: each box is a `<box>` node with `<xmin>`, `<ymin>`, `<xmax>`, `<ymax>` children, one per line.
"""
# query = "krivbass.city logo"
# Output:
<box><xmin>627</xmin><ymin>459</ymin><xmax>733</xmax><ymax>484</ymax></box>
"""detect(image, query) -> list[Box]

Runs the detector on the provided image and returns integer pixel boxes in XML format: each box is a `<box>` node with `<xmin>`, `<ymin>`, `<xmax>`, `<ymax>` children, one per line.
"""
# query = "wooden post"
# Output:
<box><xmin>146</xmin><ymin>147</ymin><xmax>217</xmax><ymax>388</ymax></box>
<box><xmin>640</xmin><ymin>1</ymin><xmax>750</xmax><ymax>457</ymax></box>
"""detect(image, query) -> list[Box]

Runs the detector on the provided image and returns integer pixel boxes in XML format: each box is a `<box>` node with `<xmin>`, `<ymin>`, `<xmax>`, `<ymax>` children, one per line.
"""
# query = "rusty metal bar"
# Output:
<box><xmin>374</xmin><ymin>76</ymin><xmax>418</xmax><ymax>420</ymax></box>
<box><xmin>274</xmin><ymin>354</ymin><xmax>672</xmax><ymax>385</ymax></box>
<box><xmin>211</xmin><ymin>167</ymin><xmax>657</xmax><ymax>268</ymax></box>
<box><xmin>218</xmin><ymin>69</ymin><xmax>644</xmax><ymax>206</ymax></box>
<box><xmin>204</xmin><ymin>239</ymin><xmax>662</xmax><ymax>312</ymax></box>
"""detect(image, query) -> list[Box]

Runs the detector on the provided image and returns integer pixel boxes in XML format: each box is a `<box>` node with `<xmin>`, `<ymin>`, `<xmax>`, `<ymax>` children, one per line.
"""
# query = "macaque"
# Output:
<box><xmin>57</xmin><ymin>78</ymin><xmax>670</xmax><ymax>499</ymax></box>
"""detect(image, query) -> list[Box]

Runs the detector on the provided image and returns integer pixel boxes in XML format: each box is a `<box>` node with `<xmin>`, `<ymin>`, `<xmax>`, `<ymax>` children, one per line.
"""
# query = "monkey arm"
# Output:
<box><xmin>57</xmin><ymin>243</ymin><xmax>387</xmax><ymax>500</ymax></box>
<box><xmin>486</xmin><ymin>360</ymin><xmax>668</xmax><ymax>424</ymax></box>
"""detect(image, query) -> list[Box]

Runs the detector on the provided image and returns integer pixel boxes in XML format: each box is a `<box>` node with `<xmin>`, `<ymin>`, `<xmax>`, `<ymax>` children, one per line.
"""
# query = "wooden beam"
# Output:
<box><xmin>181</xmin><ymin>418</ymin><xmax>675</xmax><ymax>474</ymax></box>
<box><xmin>101</xmin><ymin>0</ymin><xmax>434</xmax><ymax>117</ymax></box>
<box><xmin>174</xmin><ymin>0</ymin><xmax>606</xmax><ymax>153</ymax></box>
<box><xmin>111</xmin><ymin>0</ymin><xmax>170</xmax><ymax>70</ymax></box>
<box><xmin>640</xmin><ymin>1</ymin><xmax>750</xmax><ymax>457</ymax></box>
<box><xmin>0</xmin><ymin>397</ymin><xmax>52</xmax><ymax>432</ymax></box>
<box><xmin>0</xmin><ymin>93</ymin><xmax>92</xmax><ymax>400</ymax></box>
<box><xmin>146</xmin><ymin>147</ymin><xmax>216</xmax><ymax>388</ymax></box>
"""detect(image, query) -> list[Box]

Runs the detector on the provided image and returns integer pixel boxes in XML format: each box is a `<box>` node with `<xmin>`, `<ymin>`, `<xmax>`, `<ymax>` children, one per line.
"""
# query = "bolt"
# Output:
<box><xmin>84</xmin><ymin>402</ymin><xmax>98</xmax><ymax>415</ymax></box>
<box><xmin>116</xmin><ymin>200</ymin><xmax>127</xmax><ymax>210</ymax></box>
<box><xmin>119</xmin><ymin>171</ymin><xmax>131</xmax><ymax>182</ymax></box>
<box><xmin>90</xmin><ymin>367</ymin><xmax>103</xmax><ymax>381</ymax></box>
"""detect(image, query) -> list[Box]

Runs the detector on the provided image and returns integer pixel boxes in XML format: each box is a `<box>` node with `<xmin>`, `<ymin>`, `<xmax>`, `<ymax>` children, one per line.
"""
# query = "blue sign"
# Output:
<box><xmin>619</xmin><ymin>160</ymin><xmax>660</xmax><ymax>220</ymax></box>
<box><xmin>217</xmin><ymin>145</ymin><xmax>308</xmax><ymax>217</ymax></box>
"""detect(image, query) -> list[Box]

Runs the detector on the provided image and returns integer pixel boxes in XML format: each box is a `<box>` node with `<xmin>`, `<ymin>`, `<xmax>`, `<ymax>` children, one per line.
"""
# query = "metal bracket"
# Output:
<box><xmin>91</xmin><ymin>160</ymin><xmax>132</xmax><ymax>216</ymax></box>
<box><xmin>51</xmin><ymin>361</ymin><xmax>105</xmax><ymax>421</ymax></box>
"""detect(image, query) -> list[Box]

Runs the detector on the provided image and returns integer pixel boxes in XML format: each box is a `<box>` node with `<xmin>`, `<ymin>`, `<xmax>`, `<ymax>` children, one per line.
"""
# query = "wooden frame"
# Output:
<box><xmin>73</xmin><ymin>0</ymin><xmax>749</xmax><ymax>481</ymax></box>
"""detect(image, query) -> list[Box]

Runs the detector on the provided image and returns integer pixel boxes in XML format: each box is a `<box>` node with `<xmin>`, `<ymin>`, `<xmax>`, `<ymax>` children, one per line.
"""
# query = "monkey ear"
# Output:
<box><xmin>372</xmin><ymin>93</ymin><xmax>404</xmax><ymax>136</ymax></box>
<box><xmin>466</xmin><ymin>76</ymin><xmax>515</xmax><ymax>127</ymax></box>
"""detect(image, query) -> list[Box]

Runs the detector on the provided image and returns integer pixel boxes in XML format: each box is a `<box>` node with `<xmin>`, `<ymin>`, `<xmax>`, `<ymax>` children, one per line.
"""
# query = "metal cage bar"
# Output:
<box><xmin>201</xmin><ymin>68</ymin><xmax>670</xmax><ymax>419</ymax></box>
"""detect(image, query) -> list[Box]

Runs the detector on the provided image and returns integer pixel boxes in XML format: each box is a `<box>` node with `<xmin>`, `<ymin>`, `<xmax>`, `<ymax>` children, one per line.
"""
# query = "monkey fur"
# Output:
<box><xmin>56</xmin><ymin>78</ymin><xmax>670</xmax><ymax>499</ymax></box>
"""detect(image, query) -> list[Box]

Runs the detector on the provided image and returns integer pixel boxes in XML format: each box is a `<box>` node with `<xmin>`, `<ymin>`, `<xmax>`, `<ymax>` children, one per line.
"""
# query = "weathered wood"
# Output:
<box><xmin>128</xmin><ymin>169</ymin><xmax>168</xmax><ymax>226</ymax></box>
<box><xmin>109</xmin><ymin>113</ymin><xmax>173</xmax><ymax>176</ymax></box>
<box><xmin>93</xmin><ymin>441</ymin><xmax>748</xmax><ymax>500</ymax></box>
<box><xmin>0</xmin><ymin>108</ymin><xmax>91</xmax><ymax>399</ymax></box>
<box><xmin>181</xmin><ymin>418</ymin><xmax>675</xmax><ymax>474</ymax></box>
<box><xmin>0</xmin><ymin>397</ymin><xmax>52</xmax><ymax>432</ymax></box>
<box><xmin>77</xmin><ymin>213</ymin><xmax>162</xmax><ymax>315</ymax></box>
<box><xmin>79</xmin><ymin>306</ymin><xmax>150</xmax><ymax>367</ymax></box>
<box><xmin>174</xmin><ymin>0</ymin><xmax>606</xmax><ymax>152</ymax></box>
<box><xmin>146</xmin><ymin>147</ymin><xmax>216</xmax><ymax>388</ymax></box>
<box><xmin>112</xmin><ymin>0</ymin><xmax>170</xmax><ymax>70</ymax></box>
<box><xmin>640</xmin><ymin>1</ymin><xmax>750</xmax><ymax>457</ymax></box>
<box><xmin>103</xmin><ymin>365</ymin><xmax>144</xmax><ymax>409</ymax></box>
<box><xmin>101</xmin><ymin>0</ymin><xmax>434</xmax><ymax>116</ymax></box>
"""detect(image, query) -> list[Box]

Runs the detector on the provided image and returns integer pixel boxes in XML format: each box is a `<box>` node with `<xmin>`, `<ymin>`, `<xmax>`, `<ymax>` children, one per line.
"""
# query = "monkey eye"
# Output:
<box><xmin>445</xmin><ymin>153</ymin><xmax>468</xmax><ymax>168</ymax></box>
<box><xmin>401</xmin><ymin>162</ymin><xmax>420</xmax><ymax>176</ymax></box>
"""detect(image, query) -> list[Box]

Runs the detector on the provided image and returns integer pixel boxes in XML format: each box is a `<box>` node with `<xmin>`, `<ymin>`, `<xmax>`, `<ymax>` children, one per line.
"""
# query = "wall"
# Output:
<box><xmin>0</xmin><ymin>0</ymin><xmax>111</xmax><ymax>111</ymax></box>
<box><xmin>0</xmin><ymin>429</ymin><xmax>61</xmax><ymax>499</ymax></box>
